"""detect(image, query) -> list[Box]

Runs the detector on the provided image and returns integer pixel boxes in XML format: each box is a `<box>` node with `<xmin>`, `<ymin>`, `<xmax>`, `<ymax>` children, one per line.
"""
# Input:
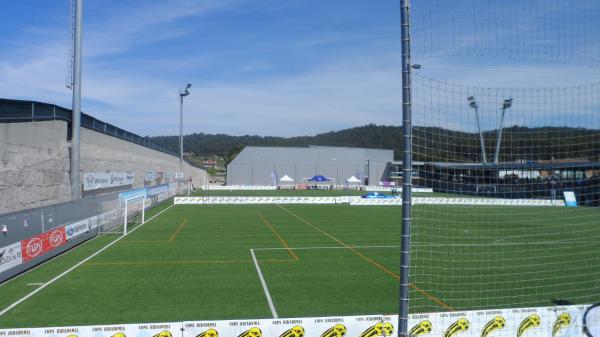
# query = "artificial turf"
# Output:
<box><xmin>0</xmin><ymin>200</ymin><xmax>598</xmax><ymax>328</ymax></box>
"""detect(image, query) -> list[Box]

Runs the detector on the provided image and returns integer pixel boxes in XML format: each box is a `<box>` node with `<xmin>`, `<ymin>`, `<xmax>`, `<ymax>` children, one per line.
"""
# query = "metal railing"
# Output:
<box><xmin>0</xmin><ymin>98</ymin><xmax>201</xmax><ymax>169</ymax></box>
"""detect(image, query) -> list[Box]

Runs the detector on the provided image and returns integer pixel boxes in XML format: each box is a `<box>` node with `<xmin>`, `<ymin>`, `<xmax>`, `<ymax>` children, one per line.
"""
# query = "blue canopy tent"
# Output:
<box><xmin>301</xmin><ymin>174</ymin><xmax>333</xmax><ymax>189</ymax></box>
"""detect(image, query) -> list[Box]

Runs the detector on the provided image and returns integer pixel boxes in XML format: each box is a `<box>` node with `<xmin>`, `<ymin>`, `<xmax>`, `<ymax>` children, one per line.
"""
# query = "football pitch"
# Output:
<box><xmin>0</xmin><ymin>199</ymin><xmax>598</xmax><ymax>329</ymax></box>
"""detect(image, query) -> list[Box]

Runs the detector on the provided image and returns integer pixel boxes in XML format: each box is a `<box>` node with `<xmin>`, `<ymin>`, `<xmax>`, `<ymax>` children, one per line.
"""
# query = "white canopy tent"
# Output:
<box><xmin>345</xmin><ymin>175</ymin><xmax>363</xmax><ymax>190</ymax></box>
<box><xmin>279</xmin><ymin>174</ymin><xmax>295</xmax><ymax>189</ymax></box>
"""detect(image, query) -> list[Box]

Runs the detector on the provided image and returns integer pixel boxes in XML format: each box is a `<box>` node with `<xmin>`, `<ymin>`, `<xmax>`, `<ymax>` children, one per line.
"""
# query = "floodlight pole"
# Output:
<box><xmin>399</xmin><ymin>0</ymin><xmax>412</xmax><ymax>336</ymax></box>
<box><xmin>468</xmin><ymin>97</ymin><xmax>488</xmax><ymax>164</ymax></box>
<box><xmin>179</xmin><ymin>84</ymin><xmax>191</xmax><ymax>174</ymax></box>
<box><xmin>70</xmin><ymin>0</ymin><xmax>83</xmax><ymax>200</ymax></box>
<box><xmin>494</xmin><ymin>98</ymin><xmax>512</xmax><ymax>164</ymax></box>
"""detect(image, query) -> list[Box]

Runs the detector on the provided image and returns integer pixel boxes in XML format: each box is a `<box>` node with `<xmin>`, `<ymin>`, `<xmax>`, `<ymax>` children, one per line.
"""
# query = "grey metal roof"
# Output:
<box><xmin>428</xmin><ymin>161</ymin><xmax>600</xmax><ymax>170</ymax></box>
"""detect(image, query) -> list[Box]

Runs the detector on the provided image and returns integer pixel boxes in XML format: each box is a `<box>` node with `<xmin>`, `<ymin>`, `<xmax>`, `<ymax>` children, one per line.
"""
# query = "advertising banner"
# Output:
<box><xmin>183</xmin><ymin>315</ymin><xmax>393</xmax><ymax>337</ymax></box>
<box><xmin>119</xmin><ymin>188</ymin><xmax>148</xmax><ymax>204</ymax></box>
<box><xmin>144</xmin><ymin>171</ymin><xmax>155</xmax><ymax>182</ymax></box>
<box><xmin>20</xmin><ymin>227</ymin><xmax>67</xmax><ymax>262</ymax></box>
<box><xmin>148</xmin><ymin>184</ymin><xmax>169</xmax><ymax>197</ymax></box>
<box><xmin>64</xmin><ymin>216</ymin><xmax>98</xmax><ymax>240</ymax></box>
<box><xmin>83</xmin><ymin>171</ymin><xmax>134</xmax><ymax>191</ymax></box>
<box><xmin>563</xmin><ymin>191</ymin><xmax>578</xmax><ymax>207</ymax></box>
<box><xmin>0</xmin><ymin>241</ymin><xmax>23</xmax><ymax>274</ymax></box>
<box><xmin>0</xmin><ymin>305</ymin><xmax>593</xmax><ymax>337</ymax></box>
<box><xmin>0</xmin><ymin>321</ymin><xmax>182</xmax><ymax>337</ymax></box>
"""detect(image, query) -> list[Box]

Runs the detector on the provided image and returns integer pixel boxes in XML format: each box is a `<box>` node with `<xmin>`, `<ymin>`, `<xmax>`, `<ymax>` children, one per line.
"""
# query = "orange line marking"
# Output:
<box><xmin>277</xmin><ymin>204</ymin><xmax>454</xmax><ymax>312</ymax></box>
<box><xmin>258</xmin><ymin>213</ymin><xmax>299</xmax><ymax>261</ymax></box>
<box><xmin>169</xmin><ymin>218</ymin><xmax>188</xmax><ymax>242</ymax></box>
<box><xmin>121</xmin><ymin>240</ymin><xmax>168</xmax><ymax>243</ymax></box>
<box><xmin>409</xmin><ymin>283</ymin><xmax>454</xmax><ymax>312</ymax></box>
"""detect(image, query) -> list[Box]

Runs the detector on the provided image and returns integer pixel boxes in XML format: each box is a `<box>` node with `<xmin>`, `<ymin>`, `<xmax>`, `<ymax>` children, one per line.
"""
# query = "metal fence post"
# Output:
<box><xmin>399</xmin><ymin>0</ymin><xmax>413</xmax><ymax>336</ymax></box>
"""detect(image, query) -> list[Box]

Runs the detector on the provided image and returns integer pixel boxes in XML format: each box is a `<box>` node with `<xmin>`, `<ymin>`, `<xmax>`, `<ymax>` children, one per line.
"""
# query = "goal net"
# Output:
<box><xmin>405</xmin><ymin>0</ymin><xmax>600</xmax><ymax>323</ymax></box>
<box><xmin>100</xmin><ymin>195</ymin><xmax>146</xmax><ymax>235</ymax></box>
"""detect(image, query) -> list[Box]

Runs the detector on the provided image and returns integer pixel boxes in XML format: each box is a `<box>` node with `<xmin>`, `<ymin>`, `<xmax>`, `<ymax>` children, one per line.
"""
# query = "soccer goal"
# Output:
<box><xmin>123</xmin><ymin>195</ymin><xmax>145</xmax><ymax>235</ymax></box>
<box><xmin>100</xmin><ymin>195</ymin><xmax>146</xmax><ymax>235</ymax></box>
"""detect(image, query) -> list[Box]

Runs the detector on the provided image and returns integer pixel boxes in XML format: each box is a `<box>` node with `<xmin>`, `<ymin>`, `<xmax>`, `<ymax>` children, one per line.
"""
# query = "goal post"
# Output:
<box><xmin>123</xmin><ymin>195</ymin><xmax>146</xmax><ymax>235</ymax></box>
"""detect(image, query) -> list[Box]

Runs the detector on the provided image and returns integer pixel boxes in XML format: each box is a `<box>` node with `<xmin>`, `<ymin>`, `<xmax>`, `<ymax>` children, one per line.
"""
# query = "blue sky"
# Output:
<box><xmin>1</xmin><ymin>1</ymin><xmax>599</xmax><ymax>136</ymax></box>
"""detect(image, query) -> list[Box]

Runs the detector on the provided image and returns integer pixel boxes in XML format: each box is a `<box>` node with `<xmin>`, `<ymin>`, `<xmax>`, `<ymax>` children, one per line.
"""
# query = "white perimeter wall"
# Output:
<box><xmin>0</xmin><ymin>121</ymin><xmax>206</xmax><ymax>214</ymax></box>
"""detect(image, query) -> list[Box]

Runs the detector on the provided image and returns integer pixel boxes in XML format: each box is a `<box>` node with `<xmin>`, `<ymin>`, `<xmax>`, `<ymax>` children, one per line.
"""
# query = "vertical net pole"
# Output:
<box><xmin>142</xmin><ymin>197</ymin><xmax>146</xmax><ymax>224</ymax></box>
<box><xmin>123</xmin><ymin>199</ymin><xmax>128</xmax><ymax>236</ymax></box>
<box><xmin>398</xmin><ymin>0</ymin><xmax>412</xmax><ymax>336</ymax></box>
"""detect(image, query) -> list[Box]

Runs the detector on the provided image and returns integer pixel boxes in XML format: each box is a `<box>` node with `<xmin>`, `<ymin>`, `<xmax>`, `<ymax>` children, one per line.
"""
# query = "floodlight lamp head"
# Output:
<box><xmin>180</xmin><ymin>83</ymin><xmax>192</xmax><ymax>97</ymax></box>
<box><xmin>411</xmin><ymin>64</ymin><xmax>422</xmax><ymax>69</ymax></box>
<box><xmin>467</xmin><ymin>97</ymin><xmax>477</xmax><ymax>109</ymax></box>
<box><xmin>503</xmin><ymin>98</ymin><xmax>513</xmax><ymax>109</ymax></box>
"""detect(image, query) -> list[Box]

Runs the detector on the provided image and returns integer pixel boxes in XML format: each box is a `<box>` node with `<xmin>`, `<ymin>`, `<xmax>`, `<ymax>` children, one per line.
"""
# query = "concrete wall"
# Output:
<box><xmin>0</xmin><ymin>121</ymin><xmax>71</xmax><ymax>213</ymax></box>
<box><xmin>80</xmin><ymin>127</ymin><xmax>206</xmax><ymax>190</ymax></box>
<box><xmin>0</xmin><ymin>120</ymin><xmax>206</xmax><ymax>214</ymax></box>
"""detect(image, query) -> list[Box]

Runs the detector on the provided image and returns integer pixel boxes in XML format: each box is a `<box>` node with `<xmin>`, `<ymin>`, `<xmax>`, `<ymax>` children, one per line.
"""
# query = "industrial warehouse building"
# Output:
<box><xmin>226</xmin><ymin>146</ymin><xmax>394</xmax><ymax>186</ymax></box>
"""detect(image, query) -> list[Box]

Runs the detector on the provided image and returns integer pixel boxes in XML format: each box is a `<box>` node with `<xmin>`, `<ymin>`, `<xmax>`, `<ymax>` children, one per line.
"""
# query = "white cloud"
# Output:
<box><xmin>3</xmin><ymin>0</ymin><xmax>599</xmax><ymax>139</ymax></box>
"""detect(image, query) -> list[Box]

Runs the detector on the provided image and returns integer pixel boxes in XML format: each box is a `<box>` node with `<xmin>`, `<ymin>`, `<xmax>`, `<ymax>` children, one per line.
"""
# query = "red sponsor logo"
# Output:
<box><xmin>49</xmin><ymin>230</ymin><xmax>64</xmax><ymax>247</ymax></box>
<box><xmin>21</xmin><ymin>227</ymin><xmax>67</xmax><ymax>262</ymax></box>
<box><xmin>25</xmin><ymin>237</ymin><xmax>43</xmax><ymax>258</ymax></box>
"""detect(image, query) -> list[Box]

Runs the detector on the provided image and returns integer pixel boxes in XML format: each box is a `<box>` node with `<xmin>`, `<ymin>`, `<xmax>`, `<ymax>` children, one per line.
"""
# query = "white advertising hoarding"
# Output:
<box><xmin>0</xmin><ymin>241</ymin><xmax>23</xmax><ymax>273</ymax></box>
<box><xmin>64</xmin><ymin>216</ymin><xmax>98</xmax><ymax>240</ymax></box>
<box><xmin>83</xmin><ymin>171</ymin><xmax>134</xmax><ymax>191</ymax></box>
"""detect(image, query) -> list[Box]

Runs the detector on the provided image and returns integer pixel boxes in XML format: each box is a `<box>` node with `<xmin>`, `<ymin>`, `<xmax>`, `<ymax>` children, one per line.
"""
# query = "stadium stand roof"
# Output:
<box><xmin>428</xmin><ymin>161</ymin><xmax>600</xmax><ymax>170</ymax></box>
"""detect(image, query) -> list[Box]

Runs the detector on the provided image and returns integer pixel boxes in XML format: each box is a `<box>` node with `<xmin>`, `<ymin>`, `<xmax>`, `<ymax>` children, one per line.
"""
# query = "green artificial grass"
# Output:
<box><xmin>0</xmin><ymin>202</ymin><xmax>598</xmax><ymax>329</ymax></box>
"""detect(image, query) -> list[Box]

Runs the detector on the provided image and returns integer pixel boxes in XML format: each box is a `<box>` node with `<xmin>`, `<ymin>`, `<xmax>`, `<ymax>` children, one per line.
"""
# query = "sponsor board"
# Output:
<box><xmin>83</xmin><ymin>171</ymin><xmax>134</xmax><ymax>191</ymax></box>
<box><xmin>0</xmin><ymin>241</ymin><xmax>23</xmax><ymax>274</ymax></box>
<box><xmin>563</xmin><ymin>191</ymin><xmax>577</xmax><ymax>207</ymax></box>
<box><xmin>145</xmin><ymin>171</ymin><xmax>156</xmax><ymax>182</ymax></box>
<box><xmin>148</xmin><ymin>184</ymin><xmax>169</xmax><ymax>197</ymax></box>
<box><xmin>174</xmin><ymin>197</ymin><xmax>341</xmax><ymax>205</ymax></box>
<box><xmin>65</xmin><ymin>216</ymin><xmax>98</xmax><ymax>240</ymax></box>
<box><xmin>411</xmin><ymin>197</ymin><xmax>564</xmax><ymax>207</ymax></box>
<box><xmin>20</xmin><ymin>227</ymin><xmax>67</xmax><ymax>262</ymax></box>
<box><xmin>401</xmin><ymin>304</ymin><xmax>590</xmax><ymax>337</ymax></box>
<box><xmin>0</xmin><ymin>305</ymin><xmax>592</xmax><ymax>337</ymax></box>
<box><xmin>175</xmin><ymin>197</ymin><xmax>563</xmax><ymax>207</ymax></box>
<box><xmin>365</xmin><ymin>186</ymin><xmax>433</xmax><ymax>193</ymax></box>
<box><xmin>183</xmin><ymin>315</ymin><xmax>393</xmax><ymax>337</ymax></box>
<box><xmin>204</xmin><ymin>185</ymin><xmax>277</xmax><ymax>190</ymax></box>
<box><xmin>0</xmin><ymin>321</ymin><xmax>181</xmax><ymax>337</ymax></box>
<box><xmin>119</xmin><ymin>188</ymin><xmax>148</xmax><ymax>204</ymax></box>
<box><xmin>199</xmin><ymin>186</ymin><xmax>434</xmax><ymax>192</ymax></box>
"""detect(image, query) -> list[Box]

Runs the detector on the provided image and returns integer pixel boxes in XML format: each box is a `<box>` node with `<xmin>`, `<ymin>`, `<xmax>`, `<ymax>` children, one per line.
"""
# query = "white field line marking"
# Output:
<box><xmin>250</xmin><ymin>249</ymin><xmax>279</xmax><ymax>319</ymax></box>
<box><xmin>26</xmin><ymin>283</ymin><xmax>44</xmax><ymax>286</ymax></box>
<box><xmin>0</xmin><ymin>204</ymin><xmax>174</xmax><ymax>318</ymax></box>
<box><xmin>252</xmin><ymin>240</ymin><xmax>597</xmax><ymax>251</ymax></box>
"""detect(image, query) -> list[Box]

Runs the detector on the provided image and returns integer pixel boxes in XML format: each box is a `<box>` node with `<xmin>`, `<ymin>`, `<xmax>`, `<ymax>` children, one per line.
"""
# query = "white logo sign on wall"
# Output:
<box><xmin>83</xmin><ymin>171</ymin><xmax>134</xmax><ymax>191</ymax></box>
<box><xmin>0</xmin><ymin>242</ymin><xmax>23</xmax><ymax>273</ymax></box>
<box><xmin>65</xmin><ymin>216</ymin><xmax>99</xmax><ymax>240</ymax></box>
